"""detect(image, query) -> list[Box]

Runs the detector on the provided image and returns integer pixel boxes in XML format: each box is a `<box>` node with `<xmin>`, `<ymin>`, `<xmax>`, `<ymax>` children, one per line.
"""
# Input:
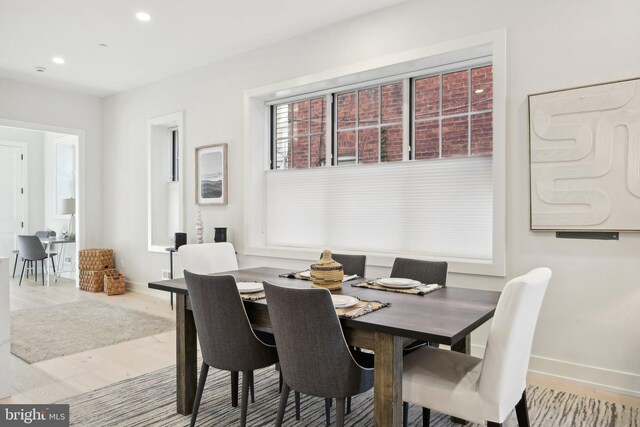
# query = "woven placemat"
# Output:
<box><xmin>336</xmin><ymin>298</ymin><xmax>390</xmax><ymax>319</ymax></box>
<box><xmin>239</xmin><ymin>291</ymin><xmax>266</xmax><ymax>301</ymax></box>
<box><xmin>351</xmin><ymin>280</ymin><xmax>442</xmax><ymax>296</ymax></box>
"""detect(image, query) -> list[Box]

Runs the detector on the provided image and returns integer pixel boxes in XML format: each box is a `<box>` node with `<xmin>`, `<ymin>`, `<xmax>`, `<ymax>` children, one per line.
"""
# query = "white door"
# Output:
<box><xmin>0</xmin><ymin>145</ymin><xmax>25</xmax><ymax>259</ymax></box>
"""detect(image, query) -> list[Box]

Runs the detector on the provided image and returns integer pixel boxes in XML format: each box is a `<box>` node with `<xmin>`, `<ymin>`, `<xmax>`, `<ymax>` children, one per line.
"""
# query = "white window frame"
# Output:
<box><xmin>244</xmin><ymin>29</ymin><xmax>506</xmax><ymax>276</ymax></box>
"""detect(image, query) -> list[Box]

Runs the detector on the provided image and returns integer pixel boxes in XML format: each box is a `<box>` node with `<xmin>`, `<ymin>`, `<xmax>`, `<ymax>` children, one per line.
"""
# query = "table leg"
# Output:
<box><xmin>176</xmin><ymin>294</ymin><xmax>197</xmax><ymax>415</ymax></box>
<box><xmin>450</xmin><ymin>334</ymin><xmax>470</xmax><ymax>425</ymax></box>
<box><xmin>374</xmin><ymin>332</ymin><xmax>403</xmax><ymax>427</ymax></box>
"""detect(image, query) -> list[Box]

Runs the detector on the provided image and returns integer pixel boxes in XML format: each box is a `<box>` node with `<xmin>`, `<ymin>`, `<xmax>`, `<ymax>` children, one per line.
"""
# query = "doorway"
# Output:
<box><xmin>0</xmin><ymin>125</ymin><xmax>80</xmax><ymax>285</ymax></box>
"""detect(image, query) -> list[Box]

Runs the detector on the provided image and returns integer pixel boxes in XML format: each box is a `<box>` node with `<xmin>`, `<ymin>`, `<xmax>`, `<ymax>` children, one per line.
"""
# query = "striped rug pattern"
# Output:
<box><xmin>62</xmin><ymin>363</ymin><xmax>638</xmax><ymax>426</ymax></box>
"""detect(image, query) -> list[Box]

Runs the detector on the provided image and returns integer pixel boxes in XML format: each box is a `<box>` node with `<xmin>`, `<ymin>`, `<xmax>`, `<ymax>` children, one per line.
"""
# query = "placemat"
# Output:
<box><xmin>239</xmin><ymin>291</ymin><xmax>266</xmax><ymax>301</ymax></box>
<box><xmin>351</xmin><ymin>280</ymin><xmax>442</xmax><ymax>296</ymax></box>
<box><xmin>336</xmin><ymin>298</ymin><xmax>390</xmax><ymax>319</ymax></box>
<box><xmin>279</xmin><ymin>270</ymin><xmax>360</xmax><ymax>282</ymax></box>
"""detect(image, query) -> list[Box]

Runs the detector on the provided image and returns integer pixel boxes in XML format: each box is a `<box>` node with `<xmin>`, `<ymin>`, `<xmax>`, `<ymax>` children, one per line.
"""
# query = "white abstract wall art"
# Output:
<box><xmin>529</xmin><ymin>78</ymin><xmax>640</xmax><ymax>231</ymax></box>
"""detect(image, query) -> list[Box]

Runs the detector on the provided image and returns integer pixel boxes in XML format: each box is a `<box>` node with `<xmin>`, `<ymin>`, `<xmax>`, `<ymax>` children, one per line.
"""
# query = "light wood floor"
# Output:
<box><xmin>1</xmin><ymin>273</ymin><xmax>637</xmax><ymax>410</ymax></box>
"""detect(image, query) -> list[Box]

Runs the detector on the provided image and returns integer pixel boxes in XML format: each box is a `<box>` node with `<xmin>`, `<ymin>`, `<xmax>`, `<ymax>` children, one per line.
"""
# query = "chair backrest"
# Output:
<box><xmin>183</xmin><ymin>271</ymin><xmax>276</xmax><ymax>371</ymax></box>
<box><xmin>178</xmin><ymin>242</ymin><xmax>238</xmax><ymax>274</ymax></box>
<box><xmin>35</xmin><ymin>231</ymin><xmax>51</xmax><ymax>250</ymax></box>
<box><xmin>263</xmin><ymin>282</ymin><xmax>372</xmax><ymax>398</ymax></box>
<box><xmin>17</xmin><ymin>235</ymin><xmax>47</xmax><ymax>261</ymax></box>
<box><xmin>478</xmin><ymin>267</ymin><xmax>551</xmax><ymax>421</ymax></box>
<box><xmin>390</xmin><ymin>257</ymin><xmax>448</xmax><ymax>286</ymax></box>
<box><xmin>321</xmin><ymin>253</ymin><xmax>366</xmax><ymax>277</ymax></box>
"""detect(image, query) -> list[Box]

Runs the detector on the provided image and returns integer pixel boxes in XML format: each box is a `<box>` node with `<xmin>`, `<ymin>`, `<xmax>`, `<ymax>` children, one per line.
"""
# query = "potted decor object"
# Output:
<box><xmin>310</xmin><ymin>250</ymin><xmax>344</xmax><ymax>291</ymax></box>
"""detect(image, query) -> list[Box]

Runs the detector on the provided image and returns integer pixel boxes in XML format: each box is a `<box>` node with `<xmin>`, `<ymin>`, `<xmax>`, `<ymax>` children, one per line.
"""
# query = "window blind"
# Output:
<box><xmin>265</xmin><ymin>156</ymin><xmax>493</xmax><ymax>260</ymax></box>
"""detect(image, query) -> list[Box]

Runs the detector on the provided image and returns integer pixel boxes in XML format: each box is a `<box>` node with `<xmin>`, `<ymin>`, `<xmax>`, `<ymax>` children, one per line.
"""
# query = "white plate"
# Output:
<box><xmin>299</xmin><ymin>270</ymin><xmax>311</xmax><ymax>278</ymax></box>
<box><xmin>331</xmin><ymin>295</ymin><xmax>359</xmax><ymax>308</ymax></box>
<box><xmin>236</xmin><ymin>282</ymin><xmax>264</xmax><ymax>293</ymax></box>
<box><xmin>376</xmin><ymin>278</ymin><xmax>421</xmax><ymax>289</ymax></box>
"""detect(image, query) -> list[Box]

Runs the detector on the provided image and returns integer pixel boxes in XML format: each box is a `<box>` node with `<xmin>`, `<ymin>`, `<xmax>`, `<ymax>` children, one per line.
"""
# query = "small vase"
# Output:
<box><xmin>195</xmin><ymin>210</ymin><xmax>204</xmax><ymax>244</ymax></box>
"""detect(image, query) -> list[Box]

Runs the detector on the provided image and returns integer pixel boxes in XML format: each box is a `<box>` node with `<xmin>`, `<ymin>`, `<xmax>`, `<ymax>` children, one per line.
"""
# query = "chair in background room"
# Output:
<box><xmin>184</xmin><ymin>272</ymin><xmax>278</xmax><ymax>427</ymax></box>
<box><xmin>177</xmin><ymin>242</ymin><xmax>244</xmax><ymax>406</ymax></box>
<box><xmin>401</xmin><ymin>267</ymin><xmax>551</xmax><ymax>427</ymax></box>
<box><xmin>35</xmin><ymin>231</ymin><xmax>57</xmax><ymax>274</ymax></box>
<box><xmin>264</xmin><ymin>282</ymin><xmax>374</xmax><ymax>427</ymax></box>
<box><xmin>17</xmin><ymin>235</ymin><xmax>52</xmax><ymax>286</ymax></box>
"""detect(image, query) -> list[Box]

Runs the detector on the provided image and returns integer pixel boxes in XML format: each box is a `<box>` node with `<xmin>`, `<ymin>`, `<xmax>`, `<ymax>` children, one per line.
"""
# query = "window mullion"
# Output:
<box><xmin>378</xmin><ymin>85</ymin><xmax>382</xmax><ymax>163</ymax></box>
<box><xmin>467</xmin><ymin>68</ymin><xmax>472</xmax><ymax>156</ymax></box>
<box><xmin>326</xmin><ymin>94</ymin><xmax>333</xmax><ymax>167</ymax></box>
<box><xmin>438</xmin><ymin>74</ymin><xmax>443</xmax><ymax>159</ymax></box>
<box><xmin>403</xmin><ymin>78</ymin><xmax>411</xmax><ymax>161</ymax></box>
<box><xmin>356</xmin><ymin>90</ymin><xmax>359</xmax><ymax>165</ymax></box>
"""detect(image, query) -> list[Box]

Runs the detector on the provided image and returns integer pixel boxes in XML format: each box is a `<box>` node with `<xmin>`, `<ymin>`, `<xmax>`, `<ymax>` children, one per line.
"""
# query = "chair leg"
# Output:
<box><xmin>190</xmin><ymin>362</ymin><xmax>209</xmax><ymax>427</ymax></box>
<box><xmin>325</xmin><ymin>398</ymin><xmax>331</xmax><ymax>426</ymax></box>
<box><xmin>249</xmin><ymin>370</ymin><xmax>255</xmax><ymax>403</ymax></box>
<box><xmin>515</xmin><ymin>389</ymin><xmax>530</xmax><ymax>427</ymax></box>
<box><xmin>51</xmin><ymin>256</ymin><xmax>56</xmax><ymax>273</ymax></box>
<box><xmin>294</xmin><ymin>391</ymin><xmax>301</xmax><ymax>420</ymax></box>
<box><xmin>278</xmin><ymin>370</ymin><xmax>283</xmax><ymax>393</ymax></box>
<box><xmin>403</xmin><ymin>401</ymin><xmax>408</xmax><ymax>427</ymax></box>
<box><xmin>26</xmin><ymin>260</ymin><xmax>29</xmax><ymax>279</ymax></box>
<box><xmin>487</xmin><ymin>422</ymin><xmax>502</xmax><ymax>427</ymax></box>
<box><xmin>240</xmin><ymin>370</ymin><xmax>250</xmax><ymax>427</ymax></box>
<box><xmin>41</xmin><ymin>260</ymin><xmax>45</xmax><ymax>286</ymax></box>
<box><xmin>423</xmin><ymin>407</ymin><xmax>430</xmax><ymax>427</ymax></box>
<box><xmin>231</xmin><ymin>371</ymin><xmax>239</xmax><ymax>407</ymax></box>
<box><xmin>35</xmin><ymin>261</ymin><xmax>38</xmax><ymax>282</ymax></box>
<box><xmin>275</xmin><ymin>382</ymin><xmax>290</xmax><ymax>427</ymax></box>
<box><xmin>335</xmin><ymin>398</ymin><xmax>345</xmax><ymax>427</ymax></box>
<box><xmin>19</xmin><ymin>260</ymin><xmax>26</xmax><ymax>286</ymax></box>
<box><xmin>12</xmin><ymin>253</ymin><xmax>18</xmax><ymax>278</ymax></box>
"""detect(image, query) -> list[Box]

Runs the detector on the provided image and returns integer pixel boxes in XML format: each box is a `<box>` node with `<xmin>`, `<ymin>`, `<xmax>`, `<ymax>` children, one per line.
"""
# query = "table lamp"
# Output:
<box><xmin>59</xmin><ymin>198</ymin><xmax>76</xmax><ymax>239</ymax></box>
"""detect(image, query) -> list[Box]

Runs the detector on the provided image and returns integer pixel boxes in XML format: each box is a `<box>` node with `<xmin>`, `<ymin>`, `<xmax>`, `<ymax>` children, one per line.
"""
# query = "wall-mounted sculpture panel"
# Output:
<box><xmin>529</xmin><ymin>78</ymin><xmax>640</xmax><ymax>230</ymax></box>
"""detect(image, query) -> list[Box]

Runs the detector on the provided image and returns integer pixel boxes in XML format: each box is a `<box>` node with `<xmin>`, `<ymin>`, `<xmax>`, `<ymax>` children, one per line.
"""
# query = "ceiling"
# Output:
<box><xmin>0</xmin><ymin>0</ymin><xmax>408</xmax><ymax>97</ymax></box>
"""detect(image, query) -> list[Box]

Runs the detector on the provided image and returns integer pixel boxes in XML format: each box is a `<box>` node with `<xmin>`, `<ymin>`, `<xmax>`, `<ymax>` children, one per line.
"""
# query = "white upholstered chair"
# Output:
<box><xmin>178</xmin><ymin>242</ymin><xmax>238</xmax><ymax>274</ymax></box>
<box><xmin>402</xmin><ymin>267</ymin><xmax>551</xmax><ymax>427</ymax></box>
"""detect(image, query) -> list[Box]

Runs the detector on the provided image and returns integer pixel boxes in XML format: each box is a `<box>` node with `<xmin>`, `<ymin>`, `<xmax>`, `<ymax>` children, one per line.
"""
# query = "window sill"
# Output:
<box><xmin>242</xmin><ymin>245</ymin><xmax>504</xmax><ymax>277</ymax></box>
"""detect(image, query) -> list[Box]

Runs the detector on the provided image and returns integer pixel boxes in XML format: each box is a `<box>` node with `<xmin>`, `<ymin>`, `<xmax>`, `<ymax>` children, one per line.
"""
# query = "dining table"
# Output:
<box><xmin>148</xmin><ymin>267</ymin><xmax>500</xmax><ymax>426</ymax></box>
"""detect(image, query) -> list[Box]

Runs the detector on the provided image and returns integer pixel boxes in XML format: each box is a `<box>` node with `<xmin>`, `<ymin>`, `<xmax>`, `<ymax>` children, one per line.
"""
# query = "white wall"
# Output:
<box><xmin>0</xmin><ymin>78</ymin><xmax>103</xmax><ymax>248</ymax></box>
<box><xmin>0</xmin><ymin>258</ymin><xmax>9</xmax><ymax>399</ymax></box>
<box><xmin>101</xmin><ymin>0</ymin><xmax>640</xmax><ymax>396</ymax></box>
<box><xmin>0</xmin><ymin>127</ymin><xmax>45</xmax><ymax>233</ymax></box>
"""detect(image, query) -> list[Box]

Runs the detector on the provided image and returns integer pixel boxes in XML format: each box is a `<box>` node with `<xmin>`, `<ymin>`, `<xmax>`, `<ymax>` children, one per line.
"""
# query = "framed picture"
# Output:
<box><xmin>528</xmin><ymin>77</ymin><xmax>640</xmax><ymax>231</ymax></box>
<box><xmin>196</xmin><ymin>143</ymin><xmax>228</xmax><ymax>205</ymax></box>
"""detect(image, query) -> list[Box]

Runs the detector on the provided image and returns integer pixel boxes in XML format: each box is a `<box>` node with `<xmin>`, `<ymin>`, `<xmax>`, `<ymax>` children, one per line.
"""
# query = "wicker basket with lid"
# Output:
<box><xmin>310</xmin><ymin>250</ymin><xmax>344</xmax><ymax>291</ymax></box>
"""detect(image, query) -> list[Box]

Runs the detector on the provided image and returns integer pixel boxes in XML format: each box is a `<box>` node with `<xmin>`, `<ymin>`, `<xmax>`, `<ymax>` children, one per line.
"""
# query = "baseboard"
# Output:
<box><xmin>125</xmin><ymin>280</ymin><xmax>171</xmax><ymax>301</ymax></box>
<box><xmin>471</xmin><ymin>344</ymin><xmax>640</xmax><ymax>398</ymax></box>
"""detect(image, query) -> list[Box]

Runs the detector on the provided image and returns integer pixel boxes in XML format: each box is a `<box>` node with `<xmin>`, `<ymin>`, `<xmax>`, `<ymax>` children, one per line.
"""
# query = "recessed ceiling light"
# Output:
<box><xmin>34</xmin><ymin>66</ymin><xmax>46</xmax><ymax>72</ymax></box>
<box><xmin>52</xmin><ymin>57</ymin><xmax>65</xmax><ymax>65</ymax></box>
<box><xmin>136</xmin><ymin>11</ymin><xmax>151</xmax><ymax>21</ymax></box>
<box><xmin>98</xmin><ymin>43</ymin><xmax>109</xmax><ymax>48</ymax></box>
<box><xmin>475</xmin><ymin>89</ymin><xmax>484</xmax><ymax>94</ymax></box>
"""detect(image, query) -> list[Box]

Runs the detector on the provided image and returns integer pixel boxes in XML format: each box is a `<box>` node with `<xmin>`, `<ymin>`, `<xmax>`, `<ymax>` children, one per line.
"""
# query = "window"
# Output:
<box><xmin>246</xmin><ymin>31</ymin><xmax>506</xmax><ymax>276</ymax></box>
<box><xmin>270</xmin><ymin>65</ymin><xmax>492</xmax><ymax>168</ymax></box>
<box><xmin>170</xmin><ymin>128</ymin><xmax>179</xmax><ymax>182</ymax></box>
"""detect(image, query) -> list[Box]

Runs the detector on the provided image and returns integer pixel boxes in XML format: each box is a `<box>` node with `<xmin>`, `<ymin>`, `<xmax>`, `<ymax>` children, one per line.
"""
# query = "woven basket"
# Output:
<box><xmin>310</xmin><ymin>250</ymin><xmax>344</xmax><ymax>291</ymax></box>
<box><xmin>79</xmin><ymin>249</ymin><xmax>115</xmax><ymax>271</ymax></box>
<box><xmin>104</xmin><ymin>274</ymin><xmax>126</xmax><ymax>296</ymax></box>
<box><xmin>79</xmin><ymin>268</ymin><xmax>117</xmax><ymax>292</ymax></box>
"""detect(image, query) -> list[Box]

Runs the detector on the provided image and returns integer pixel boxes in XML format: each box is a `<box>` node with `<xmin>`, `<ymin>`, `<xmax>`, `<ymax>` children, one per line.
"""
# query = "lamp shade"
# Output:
<box><xmin>59</xmin><ymin>198</ymin><xmax>76</xmax><ymax>215</ymax></box>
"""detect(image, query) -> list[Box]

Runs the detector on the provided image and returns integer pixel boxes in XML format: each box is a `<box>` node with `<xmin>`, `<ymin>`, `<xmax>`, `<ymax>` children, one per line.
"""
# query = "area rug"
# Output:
<box><xmin>11</xmin><ymin>300</ymin><xmax>175</xmax><ymax>364</ymax></box>
<box><xmin>60</xmin><ymin>362</ymin><xmax>638</xmax><ymax>426</ymax></box>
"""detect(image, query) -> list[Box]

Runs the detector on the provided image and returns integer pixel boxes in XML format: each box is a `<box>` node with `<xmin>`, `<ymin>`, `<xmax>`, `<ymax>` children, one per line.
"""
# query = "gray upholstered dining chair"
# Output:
<box><xmin>328</xmin><ymin>253</ymin><xmax>366</xmax><ymax>277</ymax></box>
<box><xmin>263</xmin><ymin>282</ymin><xmax>374</xmax><ymax>427</ymax></box>
<box><xmin>390</xmin><ymin>257</ymin><xmax>448</xmax><ymax>352</ymax></box>
<box><xmin>183</xmin><ymin>271</ymin><xmax>278</xmax><ymax>427</ymax></box>
<box><xmin>390</xmin><ymin>257</ymin><xmax>448</xmax><ymax>287</ymax></box>
<box><xmin>17</xmin><ymin>235</ymin><xmax>50</xmax><ymax>286</ymax></box>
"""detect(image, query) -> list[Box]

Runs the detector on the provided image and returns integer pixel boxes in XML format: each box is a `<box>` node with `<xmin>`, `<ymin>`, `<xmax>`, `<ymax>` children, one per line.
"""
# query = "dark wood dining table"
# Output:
<box><xmin>148</xmin><ymin>267</ymin><xmax>500</xmax><ymax>427</ymax></box>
